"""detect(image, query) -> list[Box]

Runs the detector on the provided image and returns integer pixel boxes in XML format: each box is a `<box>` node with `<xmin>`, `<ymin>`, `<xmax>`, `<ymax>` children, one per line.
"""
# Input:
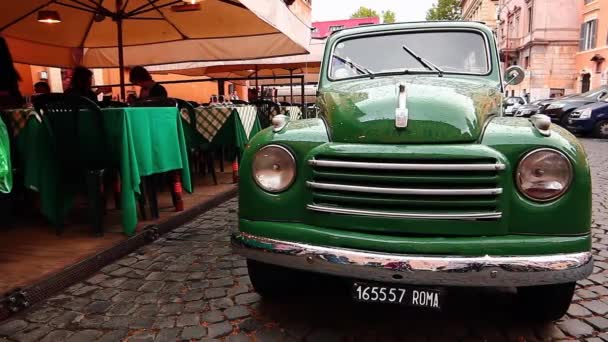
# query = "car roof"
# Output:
<box><xmin>328</xmin><ymin>21</ymin><xmax>494</xmax><ymax>40</ymax></box>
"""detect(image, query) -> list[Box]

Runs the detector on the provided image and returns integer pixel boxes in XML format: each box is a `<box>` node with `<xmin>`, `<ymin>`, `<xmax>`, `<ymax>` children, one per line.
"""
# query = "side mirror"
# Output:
<box><xmin>504</xmin><ymin>66</ymin><xmax>525</xmax><ymax>86</ymax></box>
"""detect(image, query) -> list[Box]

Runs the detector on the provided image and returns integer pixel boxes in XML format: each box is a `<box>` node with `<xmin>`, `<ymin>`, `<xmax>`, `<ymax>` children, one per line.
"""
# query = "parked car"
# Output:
<box><xmin>514</xmin><ymin>98</ymin><xmax>550</xmax><ymax>117</ymax></box>
<box><xmin>540</xmin><ymin>86</ymin><xmax>608</xmax><ymax>126</ymax></box>
<box><xmin>233</xmin><ymin>21</ymin><xmax>592</xmax><ymax>321</ymax></box>
<box><xmin>503</xmin><ymin>96</ymin><xmax>527</xmax><ymax>116</ymax></box>
<box><xmin>566</xmin><ymin>100</ymin><xmax>608</xmax><ymax>138</ymax></box>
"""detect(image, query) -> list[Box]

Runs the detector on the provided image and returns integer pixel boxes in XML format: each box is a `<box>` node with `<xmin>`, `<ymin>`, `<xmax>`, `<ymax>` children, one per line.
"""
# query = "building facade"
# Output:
<box><xmin>575</xmin><ymin>0</ymin><xmax>608</xmax><ymax>93</ymax></box>
<box><xmin>461</xmin><ymin>0</ymin><xmax>499</xmax><ymax>32</ymax></box>
<box><xmin>312</xmin><ymin>17</ymin><xmax>380</xmax><ymax>39</ymax></box>
<box><xmin>498</xmin><ymin>0</ymin><xmax>580</xmax><ymax>101</ymax></box>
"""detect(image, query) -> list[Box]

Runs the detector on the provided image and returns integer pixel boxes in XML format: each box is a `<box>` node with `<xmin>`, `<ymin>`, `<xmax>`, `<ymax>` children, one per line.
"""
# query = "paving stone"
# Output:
<box><xmin>582</xmin><ymin>300</ymin><xmax>608</xmax><ymax>315</ymax></box>
<box><xmin>188</xmin><ymin>272</ymin><xmax>206</xmax><ymax>280</ymax></box>
<box><xmin>159</xmin><ymin>303</ymin><xmax>184</xmax><ymax>316</ymax></box>
<box><xmin>107</xmin><ymin>302</ymin><xmax>136</xmax><ymax>316</ymax></box>
<box><xmin>39</xmin><ymin>329</ymin><xmax>74</xmax><ymax>342</ymax></box>
<box><xmin>129</xmin><ymin>332</ymin><xmax>157</xmax><ymax>342</ymax></box>
<box><xmin>227</xmin><ymin>285</ymin><xmax>250</xmax><ymax>297</ymax></box>
<box><xmin>49</xmin><ymin>311</ymin><xmax>83</xmax><ymax>328</ymax></box>
<box><xmin>100</xmin><ymin>277</ymin><xmax>128</xmax><ymax>288</ymax></box>
<box><xmin>133</xmin><ymin>304</ymin><xmax>159</xmax><ymax>317</ymax></box>
<box><xmin>77</xmin><ymin>315</ymin><xmax>106</xmax><ymax>329</ymax></box>
<box><xmin>184</xmin><ymin>300</ymin><xmax>207</xmax><ymax>313</ymax></box>
<box><xmin>153</xmin><ymin>316</ymin><xmax>176</xmax><ymax>329</ymax></box>
<box><xmin>136</xmin><ymin>292</ymin><xmax>159</xmax><ymax>304</ymax></box>
<box><xmin>145</xmin><ymin>272</ymin><xmax>168</xmax><ymax>281</ymax></box>
<box><xmin>129</xmin><ymin>316</ymin><xmax>156</xmax><ymax>329</ymax></box>
<box><xmin>205</xmin><ymin>288</ymin><xmax>227</xmax><ymax>299</ymax></box>
<box><xmin>139</xmin><ymin>281</ymin><xmax>166</xmax><ymax>293</ymax></box>
<box><xmin>232</xmin><ymin>268</ymin><xmax>249</xmax><ymax>276</ymax></box>
<box><xmin>5</xmin><ymin>324</ymin><xmax>48</xmax><ymax>342</ymax></box>
<box><xmin>224</xmin><ymin>306</ymin><xmax>250</xmax><ymax>320</ymax></box>
<box><xmin>91</xmin><ymin>288</ymin><xmax>121</xmax><ymax>301</ymax></box>
<box><xmin>584</xmin><ymin>316</ymin><xmax>608</xmax><ymax>330</ymax></box>
<box><xmin>101</xmin><ymin>316</ymin><xmax>130</xmax><ymax>329</ymax></box>
<box><xmin>235</xmin><ymin>293</ymin><xmax>261</xmax><ymax>305</ymax></box>
<box><xmin>59</xmin><ymin>297</ymin><xmax>91</xmax><ymax>311</ymax></box>
<box><xmin>589</xmin><ymin>285</ymin><xmax>608</xmax><ymax>295</ymax></box>
<box><xmin>207</xmin><ymin>321</ymin><xmax>233</xmax><ymax>338</ymax></box>
<box><xmin>116</xmin><ymin>279</ymin><xmax>144</xmax><ymax>290</ymax></box>
<box><xmin>165</xmin><ymin>272</ymin><xmax>189</xmax><ymax>282</ymax></box>
<box><xmin>0</xmin><ymin>320</ymin><xmax>27</xmax><ymax>336</ymax></box>
<box><xmin>212</xmin><ymin>277</ymin><xmax>235</xmax><ymax>288</ymax></box>
<box><xmin>568</xmin><ymin>303</ymin><xmax>593</xmax><ymax>317</ymax></box>
<box><xmin>85</xmin><ymin>300</ymin><xmax>113</xmax><ymax>314</ymax></box>
<box><xmin>181</xmin><ymin>326</ymin><xmax>207</xmax><ymax>340</ymax></box>
<box><xmin>183</xmin><ymin>290</ymin><xmax>205</xmax><ymax>302</ymax></box>
<box><xmin>100</xmin><ymin>263</ymin><xmax>121</xmax><ymax>273</ymax></box>
<box><xmin>86</xmin><ymin>274</ymin><xmax>110</xmax><ymax>285</ymax></box>
<box><xmin>209</xmin><ymin>298</ymin><xmax>234</xmax><ymax>310</ymax></box>
<box><xmin>176</xmin><ymin>313</ymin><xmax>199</xmax><ymax>327</ymax></box>
<box><xmin>202</xmin><ymin>310</ymin><xmax>225</xmax><ymax>323</ymax></box>
<box><xmin>154</xmin><ymin>328</ymin><xmax>181</xmax><ymax>342</ymax></box>
<box><xmin>27</xmin><ymin>307</ymin><xmax>62</xmax><ymax>323</ymax></box>
<box><xmin>558</xmin><ymin>319</ymin><xmax>595</xmax><ymax>337</ymax></box>
<box><xmin>190</xmin><ymin>280</ymin><xmax>210</xmax><ymax>290</ymax></box>
<box><xmin>72</xmin><ymin>285</ymin><xmax>100</xmax><ymax>296</ymax></box>
<box><xmin>111</xmin><ymin>290</ymin><xmax>139</xmax><ymax>303</ymax></box>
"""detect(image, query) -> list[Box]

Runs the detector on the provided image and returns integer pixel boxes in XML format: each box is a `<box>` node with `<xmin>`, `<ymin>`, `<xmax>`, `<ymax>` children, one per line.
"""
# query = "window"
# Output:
<box><xmin>312</xmin><ymin>27</ymin><xmax>318</xmax><ymax>33</ymax></box>
<box><xmin>527</xmin><ymin>7</ymin><xmax>533</xmax><ymax>33</ymax></box>
<box><xmin>329</xmin><ymin>25</ymin><xmax>344</xmax><ymax>32</ymax></box>
<box><xmin>524</xmin><ymin>56</ymin><xmax>530</xmax><ymax>69</ymax></box>
<box><xmin>550</xmin><ymin>88</ymin><xmax>565</xmax><ymax>98</ymax></box>
<box><xmin>584</xmin><ymin>0</ymin><xmax>594</xmax><ymax>4</ymax></box>
<box><xmin>358</xmin><ymin>23</ymin><xmax>373</xmax><ymax>26</ymax></box>
<box><xmin>581</xmin><ymin>19</ymin><xmax>598</xmax><ymax>51</ymax></box>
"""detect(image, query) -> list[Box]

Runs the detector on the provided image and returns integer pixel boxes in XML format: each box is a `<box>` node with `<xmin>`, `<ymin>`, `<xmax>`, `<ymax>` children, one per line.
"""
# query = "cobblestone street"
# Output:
<box><xmin>0</xmin><ymin>138</ymin><xmax>607</xmax><ymax>342</ymax></box>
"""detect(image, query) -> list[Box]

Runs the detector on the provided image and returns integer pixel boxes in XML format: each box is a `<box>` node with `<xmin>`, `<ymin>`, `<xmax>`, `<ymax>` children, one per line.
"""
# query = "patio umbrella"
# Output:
<box><xmin>0</xmin><ymin>0</ymin><xmax>311</xmax><ymax>99</ymax></box>
<box><xmin>148</xmin><ymin>38</ymin><xmax>323</xmax><ymax>102</ymax></box>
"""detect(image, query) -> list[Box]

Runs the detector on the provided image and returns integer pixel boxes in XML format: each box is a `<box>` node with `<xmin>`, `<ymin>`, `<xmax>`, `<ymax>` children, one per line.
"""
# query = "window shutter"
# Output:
<box><xmin>591</xmin><ymin>20</ymin><xmax>598</xmax><ymax>49</ymax></box>
<box><xmin>580</xmin><ymin>23</ymin><xmax>587</xmax><ymax>50</ymax></box>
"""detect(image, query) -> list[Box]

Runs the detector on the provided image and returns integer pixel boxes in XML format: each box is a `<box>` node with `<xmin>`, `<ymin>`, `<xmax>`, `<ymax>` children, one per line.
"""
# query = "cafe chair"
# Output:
<box><xmin>231</xmin><ymin>99</ymin><xmax>249</xmax><ymax>105</ymax></box>
<box><xmin>187</xmin><ymin>101</ymin><xmax>199</xmax><ymax>108</ymax></box>
<box><xmin>35</xmin><ymin>94</ymin><xmax>109</xmax><ymax>236</ymax></box>
<box><xmin>251</xmin><ymin>100</ymin><xmax>280</xmax><ymax>129</ymax></box>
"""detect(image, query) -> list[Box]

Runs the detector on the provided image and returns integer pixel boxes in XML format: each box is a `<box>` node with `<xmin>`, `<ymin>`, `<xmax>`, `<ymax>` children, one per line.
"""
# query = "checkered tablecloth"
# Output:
<box><xmin>235</xmin><ymin>106</ymin><xmax>258</xmax><ymax>139</ymax></box>
<box><xmin>1</xmin><ymin>108</ymin><xmax>41</xmax><ymax>137</ymax></box>
<box><xmin>193</xmin><ymin>106</ymin><xmax>233</xmax><ymax>142</ymax></box>
<box><xmin>281</xmin><ymin>106</ymin><xmax>303</xmax><ymax>121</ymax></box>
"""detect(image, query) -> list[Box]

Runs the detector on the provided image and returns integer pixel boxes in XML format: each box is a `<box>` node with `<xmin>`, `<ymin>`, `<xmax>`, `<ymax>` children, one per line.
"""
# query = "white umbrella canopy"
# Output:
<box><xmin>1</xmin><ymin>0</ymin><xmax>311</xmax><ymax>97</ymax></box>
<box><xmin>1</xmin><ymin>0</ymin><xmax>310</xmax><ymax>67</ymax></box>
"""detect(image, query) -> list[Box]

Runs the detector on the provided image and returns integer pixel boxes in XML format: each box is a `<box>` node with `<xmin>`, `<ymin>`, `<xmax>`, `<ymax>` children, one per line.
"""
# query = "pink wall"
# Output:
<box><xmin>312</xmin><ymin>17</ymin><xmax>380</xmax><ymax>39</ymax></box>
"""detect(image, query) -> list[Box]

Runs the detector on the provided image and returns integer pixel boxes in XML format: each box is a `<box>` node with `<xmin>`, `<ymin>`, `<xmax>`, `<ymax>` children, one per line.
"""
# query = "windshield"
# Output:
<box><xmin>581</xmin><ymin>87</ymin><xmax>608</xmax><ymax>99</ymax></box>
<box><xmin>329</xmin><ymin>30</ymin><xmax>489</xmax><ymax>80</ymax></box>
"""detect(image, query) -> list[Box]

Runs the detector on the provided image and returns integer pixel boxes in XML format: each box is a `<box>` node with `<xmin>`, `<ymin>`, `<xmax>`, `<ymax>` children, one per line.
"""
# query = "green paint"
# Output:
<box><xmin>238</xmin><ymin>22</ymin><xmax>591</xmax><ymax>256</ymax></box>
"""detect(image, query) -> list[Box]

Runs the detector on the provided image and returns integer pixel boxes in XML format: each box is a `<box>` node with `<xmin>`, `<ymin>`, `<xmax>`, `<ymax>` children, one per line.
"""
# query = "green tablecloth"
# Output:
<box><xmin>192</xmin><ymin>106</ymin><xmax>262</xmax><ymax>153</ymax></box>
<box><xmin>10</xmin><ymin>107</ymin><xmax>191</xmax><ymax>235</ymax></box>
<box><xmin>0</xmin><ymin>118</ymin><xmax>11</xmax><ymax>193</ymax></box>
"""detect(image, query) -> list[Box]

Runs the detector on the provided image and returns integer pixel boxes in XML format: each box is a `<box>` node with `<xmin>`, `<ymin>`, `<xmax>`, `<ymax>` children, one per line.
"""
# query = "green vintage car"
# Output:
<box><xmin>232</xmin><ymin>21</ymin><xmax>593</xmax><ymax>320</ymax></box>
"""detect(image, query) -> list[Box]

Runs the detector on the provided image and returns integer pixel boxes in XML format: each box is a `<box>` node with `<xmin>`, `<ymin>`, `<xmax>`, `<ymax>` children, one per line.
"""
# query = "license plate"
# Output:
<box><xmin>352</xmin><ymin>282</ymin><xmax>442</xmax><ymax>310</ymax></box>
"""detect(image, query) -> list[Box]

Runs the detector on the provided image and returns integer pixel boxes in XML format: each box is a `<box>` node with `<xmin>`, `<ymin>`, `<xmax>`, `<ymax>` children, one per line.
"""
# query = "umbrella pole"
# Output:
<box><xmin>289</xmin><ymin>69</ymin><xmax>294</xmax><ymax>104</ymax></box>
<box><xmin>300</xmin><ymin>76</ymin><xmax>304</xmax><ymax>113</ymax></box>
<box><xmin>116</xmin><ymin>0</ymin><xmax>126</xmax><ymax>101</ymax></box>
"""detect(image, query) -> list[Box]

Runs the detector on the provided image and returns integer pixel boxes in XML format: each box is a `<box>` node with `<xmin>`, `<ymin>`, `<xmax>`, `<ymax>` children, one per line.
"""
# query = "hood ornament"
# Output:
<box><xmin>395</xmin><ymin>82</ymin><xmax>409</xmax><ymax>128</ymax></box>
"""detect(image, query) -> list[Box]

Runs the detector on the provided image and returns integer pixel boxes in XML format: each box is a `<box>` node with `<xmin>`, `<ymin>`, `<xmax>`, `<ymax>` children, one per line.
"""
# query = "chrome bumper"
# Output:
<box><xmin>231</xmin><ymin>232</ymin><xmax>593</xmax><ymax>287</ymax></box>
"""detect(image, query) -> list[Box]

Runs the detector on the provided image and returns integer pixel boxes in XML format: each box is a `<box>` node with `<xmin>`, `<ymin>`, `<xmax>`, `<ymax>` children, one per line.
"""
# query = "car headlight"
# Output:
<box><xmin>546</xmin><ymin>103</ymin><xmax>566</xmax><ymax>110</ymax></box>
<box><xmin>579</xmin><ymin>108</ymin><xmax>592</xmax><ymax>119</ymax></box>
<box><xmin>516</xmin><ymin>149</ymin><xmax>573</xmax><ymax>202</ymax></box>
<box><xmin>252</xmin><ymin>145</ymin><xmax>296</xmax><ymax>193</ymax></box>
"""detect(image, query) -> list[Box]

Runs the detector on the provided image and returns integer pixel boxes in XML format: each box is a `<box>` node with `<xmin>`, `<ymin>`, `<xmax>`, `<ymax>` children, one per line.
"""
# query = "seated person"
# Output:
<box><xmin>34</xmin><ymin>81</ymin><xmax>51</xmax><ymax>95</ymax></box>
<box><xmin>64</xmin><ymin>66</ymin><xmax>104</xmax><ymax>103</ymax></box>
<box><xmin>129</xmin><ymin>66</ymin><xmax>167</xmax><ymax>100</ymax></box>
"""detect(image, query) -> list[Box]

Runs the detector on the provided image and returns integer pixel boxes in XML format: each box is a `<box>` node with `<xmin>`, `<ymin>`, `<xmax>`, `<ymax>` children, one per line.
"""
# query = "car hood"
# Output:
<box><xmin>575</xmin><ymin>101</ymin><xmax>608</xmax><ymax>111</ymax></box>
<box><xmin>317</xmin><ymin>76</ymin><xmax>501</xmax><ymax>144</ymax></box>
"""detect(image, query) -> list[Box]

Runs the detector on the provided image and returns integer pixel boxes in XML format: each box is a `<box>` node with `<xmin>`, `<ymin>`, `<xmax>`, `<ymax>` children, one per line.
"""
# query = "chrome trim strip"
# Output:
<box><xmin>307</xmin><ymin>204</ymin><xmax>502</xmax><ymax>220</ymax></box>
<box><xmin>308</xmin><ymin>159</ymin><xmax>506</xmax><ymax>171</ymax></box>
<box><xmin>232</xmin><ymin>232</ymin><xmax>594</xmax><ymax>287</ymax></box>
<box><xmin>307</xmin><ymin>181</ymin><xmax>503</xmax><ymax>196</ymax></box>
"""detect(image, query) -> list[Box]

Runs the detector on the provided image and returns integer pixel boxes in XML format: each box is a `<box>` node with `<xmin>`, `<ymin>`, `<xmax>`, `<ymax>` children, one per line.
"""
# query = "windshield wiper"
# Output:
<box><xmin>402</xmin><ymin>45</ymin><xmax>444</xmax><ymax>77</ymax></box>
<box><xmin>332</xmin><ymin>54</ymin><xmax>375</xmax><ymax>79</ymax></box>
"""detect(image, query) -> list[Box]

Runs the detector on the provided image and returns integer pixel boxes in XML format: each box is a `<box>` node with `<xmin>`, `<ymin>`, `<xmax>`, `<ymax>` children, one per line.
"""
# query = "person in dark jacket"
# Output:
<box><xmin>64</xmin><ymin>66</ymin><xmax>101</xmax><ymax>102</ymax></box>
<box><xmin>129</xmin><ymin>66</ymin><xmax>167</xmax><ymax>99</ymax></box>
<box><xmin>0</xmin><ymin>37</ymin><xmax>24</xmax><ymax>108</ymax></box>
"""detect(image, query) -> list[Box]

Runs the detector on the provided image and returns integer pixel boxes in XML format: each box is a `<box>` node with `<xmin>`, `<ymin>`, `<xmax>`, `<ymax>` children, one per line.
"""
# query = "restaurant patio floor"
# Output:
<box><xmin>0</xmin><ymin>170</ymin><xmax>236</xmax><ymax>295</ymax></box>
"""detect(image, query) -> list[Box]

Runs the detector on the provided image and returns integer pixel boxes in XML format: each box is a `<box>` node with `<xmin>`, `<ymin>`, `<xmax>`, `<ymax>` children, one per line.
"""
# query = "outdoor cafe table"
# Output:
<box><xmin>3</xmin><ymin>107</ymin><xmax>191</xmax><ymax>236</ymax></box>
<box><xmin>188</xmin><ymin>105</ymin><xmax>262</xmax><ymax>153</ymax></box>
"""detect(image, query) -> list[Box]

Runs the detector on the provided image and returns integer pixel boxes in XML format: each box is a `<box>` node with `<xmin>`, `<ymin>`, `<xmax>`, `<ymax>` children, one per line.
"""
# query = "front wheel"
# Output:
<box><xmin>517</xmin><ymin>282</ymin><xmax>575</xmax><ymax>321</ymax></box>
<box><xmin>593</xmin><ymin>120</ymin><xmax>608</xmax><ymax>139</ymax></box>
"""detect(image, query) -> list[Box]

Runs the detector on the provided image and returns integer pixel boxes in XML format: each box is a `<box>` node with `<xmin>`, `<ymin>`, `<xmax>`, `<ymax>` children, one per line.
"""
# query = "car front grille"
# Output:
<box><xmin>570</xmin><ymin>111</ymin><xmax>581</xmax><ymax>118</ymax></box>
<box><xmin>307</xmin><ymin>156</ymin><xmax>505</xmax><ymax>221</ymax></box>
